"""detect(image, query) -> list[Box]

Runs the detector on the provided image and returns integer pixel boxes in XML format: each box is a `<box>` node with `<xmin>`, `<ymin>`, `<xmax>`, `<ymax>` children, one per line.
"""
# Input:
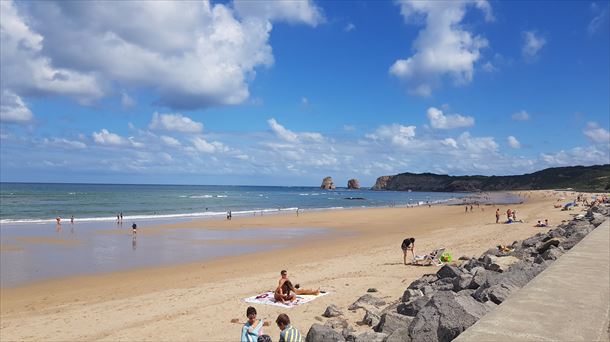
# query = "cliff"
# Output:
<box><xmin>372</xmin><ymin>164</ymin><xmax>610</xmax><ymax>192</ymax></box>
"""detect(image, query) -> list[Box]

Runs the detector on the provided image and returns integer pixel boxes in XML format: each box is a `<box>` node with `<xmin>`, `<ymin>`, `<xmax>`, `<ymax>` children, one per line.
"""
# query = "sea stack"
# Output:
<box><xmin>321</xmin><ymin>177</ymin><xmax>336</xmax><ymax>190</ymax></box>
<box><xmin>347</xmin><ymin>179</ymin><xmax>360</xmax><ymax>189</ymax></box>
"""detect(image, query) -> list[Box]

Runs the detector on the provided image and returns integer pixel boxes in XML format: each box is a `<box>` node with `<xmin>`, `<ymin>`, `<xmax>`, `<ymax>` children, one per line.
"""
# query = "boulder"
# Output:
<box><xmin>436</xmin><ymin>265</ymin><xmax>462</xmax><ymax>279</ymax></box>
<box><xmin>362</xmin><ymin>309</ymin><xmax>381</xmax><ymax>327</ymax></box>
<box><xmin>306</xmin><ymin>324</ymin><xmax>345</xmax><ymax>342</ymax></box>
<box><xmin>323</xmin><ymin>304</ymin><xmax>343</xmax><ymax>318</ymax></box>
<box><xmin>348</xmin><ymin>294</ymin><xmax>386</xmax><ymax>310</ymax></box>
<box><xmin>470</xmin><ymin>267</ymin><xmax>489</xmax><ymax>288</ymax></box>
<box><xmin>408</xmin><ymin>291</ymin><xmax>495</xmax><ymax>342</ymax></box>
<box><xmin>483</xmin><ymin>255</ymin><xmax>520</xmax><ymax>273</ymax></box>
<box><xmin>542</xmin><ymin>246</ymin><xmax>564</xmax><ymax>260</ymax></box>
<box><xmin>522</xmin><ymin>233</ymin><xmax>547</xmax><ymax>247</ymax></box>
<box><xmin>407</xmin><ymin>274</ymin><xmax>438</xmax><ymax>290</ymax></box>
<box><xmin>452</xmin><ymin>274</ymin><xmax>475</xmax><ymax>292</ymax></box>
<box><xmin>462</xmin><ymin>258</ymin><xmax>485</xmax><ymax>271</ymax></box>
<box><xmin>402</xmin><ymin>289</ymin><xmax>423</xmax><ymax>303</ymax></box>
<box><xmin>589</xmin><ymin>212</ymin><xmax>606</xmax><ymax>226</ymax></box>
<box><xmin>536</xmin><ymin>238</ymin><xmax>561</xmax><ymax>254</ymax></box>
<box><xmin>385</xmin><ymin>327</ymin><xmax>411</xmax><ymax>342</ymax></box>
<box><xmin>548</xmin><ymin>227</ymin><xmax>567</xmax><ymax>238</ymax></box>
<box><xmin>325</xmin><ymin>317</ymin><xmax>348</xmax><ymax>330</ymax></box>
<box><xmin>375</xmin><ymin>312</ymin><xmax>413</xmax><ymax>335</ymax></box>
<box><xmin>431</xmin><ymin>278</ymin><xmax>455</xmax><ymax>292</ymax></box>
<box><xmin>321</xmin><ymin>177</ymin><xmax>336</xmax><ymax>190</ymax></box>
<box><xmin>421</xmin><ymin>285</ymin><xmax>436</xmax><ymax>296</ymax></box>
<box><xmin>347</xmin><ymin>179</ymin><xmax>361</xmax><ymax>189</ymax></box>
<box><xmin>560</xmin><ymin>232</ymin><xmax>588</xmax><ymax>250</ymax></box>
<box><xmin>458</xmin><ymin>255</ymin><xmax>470</xmax><ymax>261</ymax></box>
<box><xmin>354</xmin><ymin>331</ymin><xmax>387</xmax><ymax>342</ymax></box>
<box><xmin>397</xmin><ymin>296</ymin><xmax>430</xmax><ymax>317</ymax></box>
<box><xmin>487</xmin><ymin>283</ymin><xmax>519</xmax><ymax>304</ymax></box>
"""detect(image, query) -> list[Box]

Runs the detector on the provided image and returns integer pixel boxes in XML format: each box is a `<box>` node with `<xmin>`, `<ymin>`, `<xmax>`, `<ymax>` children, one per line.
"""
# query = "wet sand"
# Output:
<box><xmin>0</xmin><ymin>190</ymin><xmax>585</xmax><ymax>341</ymax></box>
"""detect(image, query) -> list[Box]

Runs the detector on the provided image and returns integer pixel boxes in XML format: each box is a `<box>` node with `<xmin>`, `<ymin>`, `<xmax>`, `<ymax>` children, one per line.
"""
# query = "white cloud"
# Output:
<box><xmin>390</xmin><ymin>1</ymin><xmax>490</xmax><ymax>96</ymax></box>
<box><xmin>507</xmin><ymin>135</ymin><xmax>521</xmax><ymax>149</ymax></box>
<box><xmin>121</xmin><ymin>92</ymin><xmax>136</xmax><ymax>108</ymax></box>
<box><xmin>191</xmin><ymin>136</ymin><xmax>228</xmax><ymax>154</ymax></box>
<box><xmin>522</xmin><ymin>31</ymin><xmax>546</xmax><ymax>61</ymax></box>
<box><xmin>458</xmin><ymin>132</ymin><xmax>498</xmax><ymax>153</ymax></box>
<box><xmin>267</xmin><ymin>118</ymin><xmax>324</xmax><ymax>143</ymax></box>
<box><xmin>588</xmin><ymin>3</ymin><xmax>609</xmax><ymax>35</ymax></box>
<box><xmin>442</xmin><ymin>138</ymin><xmax>458</xmax><ymax>148</ymax></box>
<box><xmin>511</xmin><ymin>110</ymin><xmax>530</xmax><ymax>121</ymax></box>
<box><xmin>233</xmin><ymin>0</ymin><xmax>323</xmax><ymax>27</ymax></box>
<box><xmin>583</xmin><ymin>122</ymin><xmax>610</xmax><ymax>144</ymax></box>
<box><xmin>0</xmin><ymin>90</ymin><xmax>34</xmax><ymax>124</ymax></box>
<box><xmin>43</xmin><ymin>137</ymin><xmax>86</xmax><ymax>149</ymax></box>
<box><xmin>365</xmin><ymin>124</ymin><xmax>417</xmax><ymax>148</ymax></box>
<box><xmin>1</xmin><ymin>1</ymin><xmax>320</xmax><ymax>111</ymax></box>
<box><xmin>92</xmin><ymin>129</ymin><xmax>126</xmax><ymax>146</ymax></box>
<box><xmin>149</xmin><ymin>113</ymin><xmax>203</xmax><ymax>133</ymax></box>
<box><xmin>344</xmin><ymin>23</ymin><xmax>356</xmax><ymax>32</ymax></box>
<box><xmin>160</xmin><ymin>135</ymin><xmax>181</xmax><ymax>147</ymax></box>
<box><xmin>343</xmin><ymin>125</ymin><xmax>356</xmax><ymax>132</ymax></box>
<box><xmin>427</xmin><ymin>107</ymin><xmax>474</xmax><ymax>130</ymax></box>
<box><xmin>540</xmin><ymin>145</ymin><xmax>609</xmax><ymax>167</ymax></box>
<box><xmin>481</xmin><ymin>61</ymin><xmax>498</xmax><ymax>73</ymax></box>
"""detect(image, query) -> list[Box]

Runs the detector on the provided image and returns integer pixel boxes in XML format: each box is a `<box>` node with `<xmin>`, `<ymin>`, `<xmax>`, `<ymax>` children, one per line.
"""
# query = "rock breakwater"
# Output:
<box><xmin>305</xmin><ymin>204</ymin><xmax>610</xmax><ymax>342</ymax></box>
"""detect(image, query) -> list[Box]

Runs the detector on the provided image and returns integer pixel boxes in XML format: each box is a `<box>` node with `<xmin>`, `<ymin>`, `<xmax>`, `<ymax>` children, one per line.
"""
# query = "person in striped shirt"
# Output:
<box><xmin>276</xmin><ymin>314</ymin><xmax>303</xmax><ymax>342</ymax></box>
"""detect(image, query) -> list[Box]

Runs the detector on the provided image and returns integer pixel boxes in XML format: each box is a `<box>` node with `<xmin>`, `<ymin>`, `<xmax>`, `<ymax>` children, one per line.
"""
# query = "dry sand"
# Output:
<box><xmin>0</xmin><ymin>190</ymin><xmax>584</xmax><ymax>341</ymax></box>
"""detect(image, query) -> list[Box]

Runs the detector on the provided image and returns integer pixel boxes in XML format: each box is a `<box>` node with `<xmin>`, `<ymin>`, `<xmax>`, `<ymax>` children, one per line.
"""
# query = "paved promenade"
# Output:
<box><xmin>456</xmin><ymin>219</ymin><xmax>610</xmax><ymax>342</ymax></box>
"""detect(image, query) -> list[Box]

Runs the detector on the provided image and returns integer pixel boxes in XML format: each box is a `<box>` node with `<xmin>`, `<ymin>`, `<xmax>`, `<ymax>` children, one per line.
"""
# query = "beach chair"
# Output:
<box><xmin>412</xmin><ymin>247</ymin><xmax>445</xmax><ymax>266</ymax></box>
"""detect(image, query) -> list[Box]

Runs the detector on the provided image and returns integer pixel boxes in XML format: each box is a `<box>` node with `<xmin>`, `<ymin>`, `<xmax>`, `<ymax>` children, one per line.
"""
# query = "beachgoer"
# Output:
<box><xmin>241</xmin><ymin>306</ymin><xmax>264</xmax><ymax>342</ymax></box>
<box><xmin>296</xmin><ymin>208</ymin><xmax>299</xmax><ymax>217</ymax></box>
<box><xmin>506</xmin><ymin>209</ymin><xmax>512</xmax><ymax>220</ymax></box>
<box><xmin>470</xmin><ymin>205</ymin><xmax>473</xmax><ymax>212</ymax></box>
<box><xmin>544</xmin><ymin>219</ymin><xmax>549</xmax><ymax>227</ymax></box>
<box><xmin>401</xmin><ymin>237</ymin><xmax>415</xmax><ymax>265</ymax></box>
<box><xmin>120</xmin><ymin>211</ymin><xmax>123</xmax><ymax>222</ymax></box>
<box><xmin>132</xmin><ymin>234</ymin><xmax>137</xmax><ymax>250</ymax></box>
<box><xmin>274</xmin><ymin>279</ymin><xmax>296</xmax><ymax>304</ymax></box>
<box><xmin>465</xmin><ymin>206</ymin><xmax>468</xmax><ymax>213</ymax></box>
<box><xmin>495</xmin><ymin>209</ymin><xmax>500</xmax><ymax>223</ymax></box>
<box><xmin>276</xmin><ymin>314</ymin><xmax>303</xmax><ymax>342</ymax></box>
<box><xmin>56</xmin><ymin>216</ymin><xmax>61</xmax><ymax>225</ymax></box>
<box><xmin>70</xmin><ymin>215</ymin><xmax>74</xmax><ymax>224</ymax></box>
<box><xmin>512</xmin><ymin>210</ymin><xmax>517</xmax><ymax>221</ymax></box>
<box><xmin>117</xmin><ymin>213</ymin><xmax>120</xmax><ymax>224</ymax></box>
<box><xmin>278</xmin><ymin>270</ymin><xmax>319</xmax><ymax>296</ymax></box>
<box><xmin>132</xmin><ymin>222</ymin><xmax>137</xmax><ymax>234</ymax></box>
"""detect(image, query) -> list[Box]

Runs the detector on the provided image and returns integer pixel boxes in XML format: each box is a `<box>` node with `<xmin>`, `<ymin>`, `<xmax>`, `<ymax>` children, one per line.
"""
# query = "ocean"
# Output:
<box><xmin>0</xmin><ymin>183</ymin><xmax>468</xmax><ymax>224</ymax></box>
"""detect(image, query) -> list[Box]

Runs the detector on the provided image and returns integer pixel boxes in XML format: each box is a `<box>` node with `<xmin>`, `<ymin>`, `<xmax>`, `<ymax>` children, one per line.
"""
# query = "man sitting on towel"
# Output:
<box><xmin>277</xmin><ymin>270</ymin><xmax>319</xmax><ymax>298</ymax></box>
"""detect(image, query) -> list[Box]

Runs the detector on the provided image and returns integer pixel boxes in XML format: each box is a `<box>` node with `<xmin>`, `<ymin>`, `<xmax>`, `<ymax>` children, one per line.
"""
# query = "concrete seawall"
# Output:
<box><xmin>456</xmin><ymin>219</ymin><xmax>610</xmax><ymax>341</ymax></box>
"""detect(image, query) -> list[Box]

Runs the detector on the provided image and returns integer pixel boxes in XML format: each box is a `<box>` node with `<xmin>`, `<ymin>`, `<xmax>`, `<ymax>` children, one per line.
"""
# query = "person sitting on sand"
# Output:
<box><xmin>241</xmin><ymin>306</ymin><xmax>264</xmax><ymax>342</ymax></box>
<box><xmin>276</xmin><ymin>314</ymin><xmax>303</xmax><ymax>342</ymax></box>
<box><xmin>274</xmin><ymin>279</ymin><xmax>296</xmax><ymax>304</ymax></box>
<box><xmin>401</xmin><ymin>237</ymin><xmax>415</xmax><ymax>265</ymax></box>
<box><xmin>535</xmin><ymin>220</ymin><xmax>545</xmax><ymax>227</ymax></box>
<box><xmin>277</xmin><ymin>270</ymin><xmax>320</xmax><ymax>296</ymax></box>
<box><xmin>545</xmin><ymin>219</ymin><xmax>549</xmax><ymax>226</ymax></box>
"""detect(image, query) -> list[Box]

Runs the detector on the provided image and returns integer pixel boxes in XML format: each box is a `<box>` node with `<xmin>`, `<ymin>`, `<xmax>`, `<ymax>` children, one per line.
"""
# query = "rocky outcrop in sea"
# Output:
<box><xmin>347</xmin><ymin>179</ymin><xmax>360</xmax><ymax>189</ymax></box>
<box><xmin>305</xmin><ymin>204</ymin><xmax>610</xmax><ymax>342</ymax></box>
<box><xmin>321</xmin><ymin>177</ymin><xmax>336</xmax><ymax>190</ymax></box>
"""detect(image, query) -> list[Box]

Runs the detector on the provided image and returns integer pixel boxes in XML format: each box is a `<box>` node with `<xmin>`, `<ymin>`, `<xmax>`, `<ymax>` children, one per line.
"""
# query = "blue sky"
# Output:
<box><xmin>1</xmin><ymin>0</ymin><xmax>609</xmax><ymax>186</ymax></box>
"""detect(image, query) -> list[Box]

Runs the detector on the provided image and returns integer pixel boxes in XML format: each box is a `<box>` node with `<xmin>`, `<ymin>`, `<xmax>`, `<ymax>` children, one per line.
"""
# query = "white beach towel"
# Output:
<box><xmin>243</xmin><ymin>291</ymin><xmax>329</xmax><ymax>308</ymax></box>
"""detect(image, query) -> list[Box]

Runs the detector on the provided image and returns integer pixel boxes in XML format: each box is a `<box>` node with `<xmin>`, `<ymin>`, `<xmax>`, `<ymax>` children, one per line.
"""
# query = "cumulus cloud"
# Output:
<box><xmin>588</xmin><ymin>3</ymin><xmax>609</xmax><ymax>35</ymax></box>
<box><xmin>511</xmin><ymin>110</ymin><xmax>530</xmax><ymax>121</ymax></box>
<box><xmin>267</xmin><ymin>118</ymin><xmax>324</xmax><ymax>143</ymax></box>
<box><xmin>457</xmin><ymin>132</ymin><xmax>498</xmax><ymax>153</ymax></box>
<box><xmin>442</xmin><ymin>138</ymin><xmax>458</xmax><ymax>148</ymax></box>
<box><xmin>365</xmin><ymin>124</ymin><xmax>417</xmax><ymax>148</ymax></box>
<box><xmin>92</xmin><ymin>129</ymin><xmax>126</xmax><ymax>146</ymax></box>
<box><xmin>233</xmin><ymin>0</ymin><xmax>323</xmax><ymax>26</ymax></box>
<box><xmin>427</xmin><ymin>107</ymin><xmax>475</xmax><ymax>130</ymax></box>
<box><xmin>1</xmin><ymin>1</ymin><xmax>320</xmax><ymax>111</ymax></box>
<box><xmin>522</xmin><ymin>31</ymin><xmax>546</xmax><ymax>61</ymax></box>
<box><xmin>149</xmin><ymin>113</ymin><xmax>203</xmax><ymax>133</ymax></box>
<box><xmin>390</xmin><ymin>1</ymin><xmax>491</xmax><ymax>96</ymax></box>
<box><xmin>191</xmin><ymin>136</ymin><xmax>229</xmax><ymax>154</ymax></box>
<box><xmin>160</xmin><ymin>135</ymin><xmax>181</xmax><ymax>147</ymax></box>
<box><xmin>121</xmin><ymin>92</ymin><xmax>136</xmax><ymax>108</ymax></box>
<box><xmin>0</xmin><ymin>90</ymin><xmax>34</xmax><ymax>124</ymax></box>
<box><xmin>583</xmin><ymin>122</ymin><xmax>610</xmax><ymax>144</ymax></box>
<box><xmin>344</xmin><ymin>23</ymin><xmax>356</xmax><ymax>32</ymax></box>
<box><xmin>507</xmin><ymin>135</ymin><xmax>521</xmax><ymax>149</ymax></box>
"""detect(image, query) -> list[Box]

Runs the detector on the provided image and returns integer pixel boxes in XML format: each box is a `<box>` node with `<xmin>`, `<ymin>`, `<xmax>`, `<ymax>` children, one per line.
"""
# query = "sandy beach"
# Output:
<box><xmin>0</xmin><ymin>190</ymin><xmax>584</xmax><ymax>341</ymax></box>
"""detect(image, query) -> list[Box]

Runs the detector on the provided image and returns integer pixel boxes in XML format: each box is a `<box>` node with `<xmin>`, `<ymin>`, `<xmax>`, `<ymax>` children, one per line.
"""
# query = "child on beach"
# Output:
<box><xmin>241</xmin><ymin>306</ymin><xmax>264</xmax><ymax>342</ymax></box>
<box><xmin>276</xmin><ymin>314</ymin><xmax>303</xmax><ymax>342</ymax></box>
<box><xmin>401</xmin><ymin>237</ymin><xmax>415</xmax><ymax>265</ymax></box>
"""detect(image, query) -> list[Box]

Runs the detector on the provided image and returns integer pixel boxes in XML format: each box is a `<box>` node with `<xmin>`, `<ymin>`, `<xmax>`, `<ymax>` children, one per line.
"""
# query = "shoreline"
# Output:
<box><xmin>0</xmin><ymin>190</ymin><xmax>588</xmax><ymax>341</ymax></box>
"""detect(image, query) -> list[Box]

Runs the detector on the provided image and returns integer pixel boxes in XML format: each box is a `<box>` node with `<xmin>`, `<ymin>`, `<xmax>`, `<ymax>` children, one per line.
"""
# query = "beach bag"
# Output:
<box><xmin>258</xmin><ymin>335</ymin><xmax>272</xmax><ymax>342</ymax></box>
<box><xmin>440</xmin><ymin>252</ymin><xmax>452</xmax><ymax>263</ymax></box>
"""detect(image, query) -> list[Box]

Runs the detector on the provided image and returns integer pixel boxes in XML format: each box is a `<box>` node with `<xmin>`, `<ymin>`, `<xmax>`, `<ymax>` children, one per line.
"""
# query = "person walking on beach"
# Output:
<box><xmin>401</xmin><ymin>237</ymin><xmax>415</xmax><ymax>265</ymax></box>
<box><xmin>70</xmin><ymin>215</ymin><xmax>74</xmax><ymax>224</ymax></box>
<box><xmin>241</xmin><ymin>306</ymin><xmax>264</xmax><ymax>342</ymax></box>
<box><xmin>120</xmin><ymin>211</ymin><xmax>123</xmax><ymax>222</ymax></box>
<box><xmin>276</xmin><ymin>314</ymin><xmax>303</xmax><ymax>342</ymax></box>
<box><xmin>132</xmin><ymin>222</ymin><xmax>137</xmax><ymax>234</ymax></box>
<box><xmin>465</xmin><ymin>205</ymin><xmax>468</xmax><ymax>213</ymax></box>
<box><xmin>495</xmin><ymin>209</ymin><xmax>500</xmax><ymax>223</ymax></box>
<box><xmin>117</xmin><ymin>213</ymin><xmax>120</xmax><ymax>224</ymax></box>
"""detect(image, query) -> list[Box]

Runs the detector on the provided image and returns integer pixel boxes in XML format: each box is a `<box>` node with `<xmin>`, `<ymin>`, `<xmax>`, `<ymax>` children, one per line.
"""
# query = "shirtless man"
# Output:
<box><xmin>277</xmin><ymin>270</ymin><xmax>319</xmax><ymax>297</ymax></box>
